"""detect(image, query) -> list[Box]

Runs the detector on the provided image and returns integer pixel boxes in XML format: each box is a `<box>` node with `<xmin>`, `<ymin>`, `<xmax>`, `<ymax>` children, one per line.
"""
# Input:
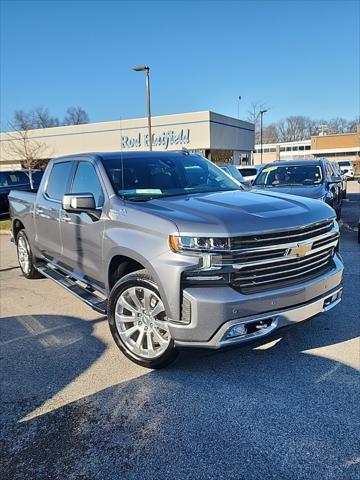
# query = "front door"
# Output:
<box><xmin>60</xmin><ymin>160</ymin><xmax>105</xmax><ymax>286</ymax></box>
<box><xmin>35</xmin><ymin>161</ymin><xmax>74</xmax><ymax>261</ymax></box>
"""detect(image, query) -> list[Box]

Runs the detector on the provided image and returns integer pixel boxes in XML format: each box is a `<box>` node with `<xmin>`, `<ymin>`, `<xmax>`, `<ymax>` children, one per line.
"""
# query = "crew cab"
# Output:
<box><xmin>9</xmin><ymin>152</ymin><xmax>343</xmax><ymax>368</ymax></box>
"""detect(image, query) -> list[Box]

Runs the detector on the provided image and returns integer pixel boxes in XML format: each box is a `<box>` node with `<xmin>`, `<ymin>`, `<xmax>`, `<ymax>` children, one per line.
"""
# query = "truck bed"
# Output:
<box><xmin>8</xmin><ymin>190</ymin><xmax>37</xmax><ymax>232</ymax></box>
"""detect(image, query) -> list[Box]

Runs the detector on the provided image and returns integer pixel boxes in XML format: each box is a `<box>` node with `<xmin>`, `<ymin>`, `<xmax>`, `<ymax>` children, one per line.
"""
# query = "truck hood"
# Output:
<box><xmin>253</xmin><ymin>184</ymin><xmax>325</xmax><ymax>199</ymax></box>
<box><xmin>137</xmin><ymin>190</ymin><xmax>334</xmax><ymax>236</ymax></box>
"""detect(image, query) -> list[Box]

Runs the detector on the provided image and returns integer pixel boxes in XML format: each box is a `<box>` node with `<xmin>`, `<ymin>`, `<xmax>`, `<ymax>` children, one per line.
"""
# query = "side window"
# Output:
<box><xmin>71</xmin><ymin>162</ymin><xmax>104</xmax><ymax>208</ymax></box>
<box><xmin>0</xmin><ymin>172</ymin><xmax>9</xmax><ymax>187</ymax></box>
<box><xmin>46</xmin><ymin>162</ymin><xmax>73</xmax><ymax>201</ymax></box>
<box><xmin>8</xmin><ymin>172</ymin><xmax>29</xmax><ymax>185</ymax></box>
<box><xmin>326</xmin><ymin>163</ymin><xmax>333</xmax><ymax>178</ymax></box>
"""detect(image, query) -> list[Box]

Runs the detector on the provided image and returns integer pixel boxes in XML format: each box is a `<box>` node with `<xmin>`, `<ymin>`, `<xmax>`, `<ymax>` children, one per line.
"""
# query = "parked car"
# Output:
<box><xmin>218</xmin><ymin>163</ymin><xmax>252</xmax><ymax>189</ymax></box>
<box><xmin>337</xmin><ymin>161</ymin><xmax>355</xmax><ymax>180</ymax></box>
<box><xmin>0</xmin><ymin>170</ymin><xmax>43</xmax><ymax>215</ymax></box>
<box><xmin>330</xmin><ymin>161</ymin><xmax>347</xmax><ymax>199</ymax></box>
<box><xmin>9</xmin><ymin>152</ymin><xmax>343</xmax><ymax>368</ymax></box>
<box><xmin>235</xmin><ymin>166</ymin><xmax>260</xmax><ymax>183</ymax></box>
<box><xmin>253</xmin><ymin>159</ymin><xmax>343</xmax><ymax>219</ymax></box>
<box><xmin>358</xmin><ymin>179</ymin><xmax>360</xmax><ymax>243</ymax></box>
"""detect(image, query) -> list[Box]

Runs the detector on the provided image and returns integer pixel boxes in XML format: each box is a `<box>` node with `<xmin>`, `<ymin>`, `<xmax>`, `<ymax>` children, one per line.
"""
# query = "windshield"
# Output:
<box><xmin>101</xmin><ymin>154</ymin><xmax>242</xmax><ymax>200</ymax></box>
<box><xmin>254</xmin><ymin>164</ymin><xmax>323</xmax><ymax>187</ymax></box>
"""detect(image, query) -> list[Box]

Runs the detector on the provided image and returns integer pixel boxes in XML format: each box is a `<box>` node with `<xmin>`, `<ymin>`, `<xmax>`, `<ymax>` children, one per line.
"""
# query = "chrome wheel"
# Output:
<box><xmin>18</xmin><ymin>235</ymin><xmax>30</xmax><ymax>274</ymax></box>
<box><xmin>115</xmin><ymin>286</ymin><xmax>171</xmax><ymax>359</ymax></box>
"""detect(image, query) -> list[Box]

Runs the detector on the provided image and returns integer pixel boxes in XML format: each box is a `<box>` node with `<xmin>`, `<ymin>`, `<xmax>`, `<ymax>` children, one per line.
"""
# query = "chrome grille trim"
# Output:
<box><xmin>216</xmin><ymin>237</ymin><xmax>338</xmax><ymax>269</ymax></box>
<box><xmin>227</xmin><ymin>228</ymin><xmax>338</xmax><ymax>255</ymax></box>
<box><xmin>235</xmin><ymin>260</ymin><xmax>332</xmax><ymax>288</ymax></box>
<box><xmin>230</xmin><ymin>219</ymin><xmax>334</xmax><ymax>249</ymax></box>
<box><xmin>233</xmin><ymin>250</ymin><xmax>333</xmax><ymax>279</ymax></box>
<box><xmin>218</xmin><ymin>219</ymin><xmax>338</xmax><ymax>293</ymax></box>
<box><xmin>233</xmin><ymin>253</ymin><xmax>333</xmax><ymax>282</ymax></box>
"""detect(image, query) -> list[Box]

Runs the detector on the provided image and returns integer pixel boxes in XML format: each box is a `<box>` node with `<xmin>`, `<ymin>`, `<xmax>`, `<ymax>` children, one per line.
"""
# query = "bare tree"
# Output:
<box><xmin>276</xmin><ymin>116</ymin><xmax>314</xmax><ymax>142</ymax></box>
<box><xmin>33</xmin><ymin>107</ymin><xmax>59</xmax><ymax>128</ymax></box>
<box><xmin>347</xmin><ymin>116</ymin><xmax>359</xmax><ymax>133</ymax></box>
<box><xmin>12</xmin><ymin>110</ymin><xmax>34</xmax><ymax>130</ymax></box>
<box><xmin>247</xmin><ymin>102</ymin><xmax>268</xmax><ymax>143</ymax></box>
<box><xmin>63</xmin><ymin>106</ymin><xmax>90</xmax><ymax>125</ymax></box>
<box><xmin>262</xmin><ymin>123</ymin><xmax>279</xmax><ymax>143</ymax></box>
<box><xmin>4</xmin><ymin>120</ymin><xmax>51</xmax><ymax>189</ymax></box>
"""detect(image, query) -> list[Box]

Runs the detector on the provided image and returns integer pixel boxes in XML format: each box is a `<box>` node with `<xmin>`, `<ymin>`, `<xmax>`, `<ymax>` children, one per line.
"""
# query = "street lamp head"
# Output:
<box><xmin>132</xmin><ymin>65</ymin><xmax>150</xmax><ymax>72</ymax></box>
<box><xmin>260</xmin><ymin>109</ymin><xmax>268</xmax><ymax>114</ymax></box>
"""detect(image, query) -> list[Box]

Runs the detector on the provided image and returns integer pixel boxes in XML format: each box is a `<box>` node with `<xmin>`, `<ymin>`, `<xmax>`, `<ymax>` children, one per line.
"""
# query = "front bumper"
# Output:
<box><xmin>170</xmin><ymin>253</ymin><xmax>343</xmax><ymax>348</ymax></box>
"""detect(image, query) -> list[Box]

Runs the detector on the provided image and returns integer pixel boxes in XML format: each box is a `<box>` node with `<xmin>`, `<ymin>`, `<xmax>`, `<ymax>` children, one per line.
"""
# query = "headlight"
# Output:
<box><xmin>169</xmin><ymin>235</ymin><xmax>230</xmax><ymax>254</ymax></box>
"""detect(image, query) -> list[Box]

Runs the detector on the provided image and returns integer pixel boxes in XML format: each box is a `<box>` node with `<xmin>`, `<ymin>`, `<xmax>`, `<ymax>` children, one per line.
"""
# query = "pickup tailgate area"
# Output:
<box><xmin>9</xmin><ymin>190</ymin><xmax>37</xmax><ymax>238</ymax></box>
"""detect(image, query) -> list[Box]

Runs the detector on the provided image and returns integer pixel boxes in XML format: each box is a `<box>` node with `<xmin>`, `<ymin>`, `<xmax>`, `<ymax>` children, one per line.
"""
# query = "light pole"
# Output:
<box><xmin>237</xmin><ymin>95</ymin><xmax>242</xmax><ymax>119</ymax></box>
<box><xmin>132</xmin><ymin>65</ymin><xmax>152</xmax><ymax>150</ymax></box>
<box><xmin>259</xmin><ymin>109</ymin><xmax>268</xmax><ymax>164</ymax></box>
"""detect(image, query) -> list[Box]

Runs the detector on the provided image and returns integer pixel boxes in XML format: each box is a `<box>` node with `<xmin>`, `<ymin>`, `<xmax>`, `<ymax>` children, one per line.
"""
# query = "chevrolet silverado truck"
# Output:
<box><xmin>9</xmin><ymin>151</ymin><xmax>344</xmax><ymax>368</ymax></box>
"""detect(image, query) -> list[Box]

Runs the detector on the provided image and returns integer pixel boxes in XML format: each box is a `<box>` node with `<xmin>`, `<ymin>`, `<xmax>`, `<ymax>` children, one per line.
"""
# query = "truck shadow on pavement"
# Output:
<box><xmin>1</xmin><ymin>305</ymin><xmax>359</xmax><ymax>480</ymax></box>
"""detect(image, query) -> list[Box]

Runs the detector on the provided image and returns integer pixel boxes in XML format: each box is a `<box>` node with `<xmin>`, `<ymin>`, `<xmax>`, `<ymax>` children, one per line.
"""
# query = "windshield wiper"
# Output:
<box><xmin>124</xmin><ymin>195</ymin><xmax>161</xmax><ymax>202</ymax></box>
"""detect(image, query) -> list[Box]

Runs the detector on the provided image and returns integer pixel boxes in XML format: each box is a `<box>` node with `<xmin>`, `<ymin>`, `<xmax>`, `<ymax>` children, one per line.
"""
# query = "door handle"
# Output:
<box><xmin>61</xmin><ymin>214</ymin><xmax>72</xmax><ymax>223</ymax></box>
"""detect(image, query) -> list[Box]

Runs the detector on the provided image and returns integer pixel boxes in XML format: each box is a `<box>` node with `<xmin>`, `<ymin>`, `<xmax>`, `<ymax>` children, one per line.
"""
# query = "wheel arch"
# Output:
<box><xmin>12</xmin><ymin>218</ymin><xmax>25</xmax><ymax>240</ymax></box>
<box><xmin>106</xmin><ymin>249</ymin><xmax>169</xmax><ymax>314</ymax></box>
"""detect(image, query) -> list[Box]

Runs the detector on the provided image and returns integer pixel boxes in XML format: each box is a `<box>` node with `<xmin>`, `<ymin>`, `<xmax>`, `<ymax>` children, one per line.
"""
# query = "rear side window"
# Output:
<box><xmin>46</xmin><ymin>162</ymin><xmax>73</xmax><ymax>201</ymax></box>
<box><xmin>32</xmin><ymin>171</ymin><xmax>44</xmax><ymax>184</ymax></box>
<box><xmin>240</xmin><ymin>168</ymin><xmax>257</xmax><ymax>177</ymax></box>
<box><xmin>0</xmin><ymin>172</ymin><xmax>9</xmax><ymax>187</ymax></box>
<box><xmin>0</xmin><ymin>171</ymin><xmax>29</xmax><ymax>186</ymax></box>
<box><xmin>71</xmin><ymin>161</ymin><xmax>104</xmax><ymax>207</ymax></box>
<box><xmin>8</xmin><ymin>171</ymin><xmax>29</xmax><ymax>185</ymax></box>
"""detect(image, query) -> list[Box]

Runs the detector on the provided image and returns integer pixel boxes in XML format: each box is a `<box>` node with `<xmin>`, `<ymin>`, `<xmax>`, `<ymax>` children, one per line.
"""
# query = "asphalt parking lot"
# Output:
<box><xmin>1</xmin><ymin>183</ymin><xmax>359</xmax><ymax>480</ymax></box>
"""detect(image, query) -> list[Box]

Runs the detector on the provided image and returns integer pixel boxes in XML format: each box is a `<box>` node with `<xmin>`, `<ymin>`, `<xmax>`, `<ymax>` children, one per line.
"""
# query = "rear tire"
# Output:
<box><xmin>108</xmin><ymin>269</ymin><xmax>178</xmax><ymax>369</ymax></box>
<box><xmin>16</xmin><ymin>230</ymin><xmax>43</xmax><ymax>279</ymax></box>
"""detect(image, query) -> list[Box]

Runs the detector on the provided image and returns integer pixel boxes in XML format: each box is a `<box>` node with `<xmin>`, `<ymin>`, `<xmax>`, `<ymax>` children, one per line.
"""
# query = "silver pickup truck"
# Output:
<box><xmin>9</xmin><ymin>151</ymin><xmax>344</xmax><ymax>368</ymax></box>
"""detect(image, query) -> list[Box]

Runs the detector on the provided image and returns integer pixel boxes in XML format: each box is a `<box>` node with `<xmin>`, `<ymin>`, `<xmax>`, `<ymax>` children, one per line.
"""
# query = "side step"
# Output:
<box><xmin>36</xmin><ymin>264</ymin><xmax>108</xmax><ymax>314</ymax></box>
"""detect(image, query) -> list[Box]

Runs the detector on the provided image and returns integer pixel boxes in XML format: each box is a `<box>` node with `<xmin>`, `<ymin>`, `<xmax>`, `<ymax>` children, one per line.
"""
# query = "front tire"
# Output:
<box><xmin>336</xmin><ymin>206</ymin><xmax>342</xmax><ymax>220</ymax></box>
<box><xmin>108</xmin><ymin>269</ymin><xmax>178</xmax><ymax>369</ymax></box>
<box><xmin>16</xmin><ymin>230</ymin><xmax>43</xmax><ymax>279</ymax></box>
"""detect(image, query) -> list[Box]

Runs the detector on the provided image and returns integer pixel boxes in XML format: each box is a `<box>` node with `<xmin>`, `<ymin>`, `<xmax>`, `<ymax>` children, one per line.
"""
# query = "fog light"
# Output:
<box><xmin>225</xmin><ymin>323</ymin><xmax>247</xmax><ymax>339</ymax></box>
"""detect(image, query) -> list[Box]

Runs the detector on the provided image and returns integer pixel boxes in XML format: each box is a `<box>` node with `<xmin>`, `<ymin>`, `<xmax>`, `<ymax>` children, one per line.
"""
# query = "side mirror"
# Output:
<box><xmin>328</xmin><ymin>176</ymin><xmax>341</xmax><ymax>185</ymax></box>
<box><xmin>342</xmin><ymin>169</ymin><xmax>349</xmax><ymax>174</ymax></box>
<box><xmin>62</xmin><ymin>193</ymin><xmax>96</xmax><ymax>213</ymax></box>
<box><xmin>241</xmin><ymin>181</ymin><xmax>252</xmax><ymax>191</ymax></box>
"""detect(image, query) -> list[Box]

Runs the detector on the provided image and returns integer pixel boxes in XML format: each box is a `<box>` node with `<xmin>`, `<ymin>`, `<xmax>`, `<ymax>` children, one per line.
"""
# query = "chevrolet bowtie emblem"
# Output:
<box><xmin>290</xmin><ymin>242</ymin><xmax>312</xmax><ymax>257</ymax></box>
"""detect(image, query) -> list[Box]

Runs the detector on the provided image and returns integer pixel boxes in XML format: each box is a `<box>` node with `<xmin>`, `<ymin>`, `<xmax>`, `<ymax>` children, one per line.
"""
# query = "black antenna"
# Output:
<box><xmin>181</xmin><ymin>147</ymin><xmax>190</xmax><ymax>155</ymax></box>
<box><xmin>120</xmin><ymin>116</ymin><xmax>125</xmax><ymax>198</ymax></box>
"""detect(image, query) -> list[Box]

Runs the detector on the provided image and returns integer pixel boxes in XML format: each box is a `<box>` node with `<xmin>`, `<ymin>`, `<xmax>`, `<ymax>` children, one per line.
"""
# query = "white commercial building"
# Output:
<box><xmin>0</xmin><ymin>111</ymin><xmax>255</xmax><ymax>170</ymax></box>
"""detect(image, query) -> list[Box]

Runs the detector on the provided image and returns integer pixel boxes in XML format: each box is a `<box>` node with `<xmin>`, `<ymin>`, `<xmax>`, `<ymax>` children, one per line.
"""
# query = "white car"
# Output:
<box><xmin>337</xmin><ymin>161</ymin><xmax>355</xmax><ymax>180</ymax></box>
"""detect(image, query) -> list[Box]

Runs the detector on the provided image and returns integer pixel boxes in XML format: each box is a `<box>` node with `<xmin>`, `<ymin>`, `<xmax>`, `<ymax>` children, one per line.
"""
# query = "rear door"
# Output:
<box><xmin>34</xmin><ymin>160</ymin><xmax>74</xmax><ymax>261</ymax></box>
<box><xmin>59</xmin><ymin>160</ymin><xmax>106</xmax><ymax>286</ymax></box>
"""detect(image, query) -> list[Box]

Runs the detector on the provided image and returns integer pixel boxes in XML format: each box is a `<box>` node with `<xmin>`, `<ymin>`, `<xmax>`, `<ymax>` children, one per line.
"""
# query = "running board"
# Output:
<box><xmin>36</xmin><ymin>263</ymin><xmax>108</xmax><ymax>314</ymax></box>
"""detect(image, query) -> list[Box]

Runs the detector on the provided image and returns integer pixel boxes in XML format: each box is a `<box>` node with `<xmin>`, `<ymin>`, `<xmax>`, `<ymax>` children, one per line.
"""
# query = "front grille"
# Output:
<box><xmin>226</xmin><ymin>219</ymin><xmax>338</xmax><ymax>294</ymax></box>
<box><xmin>230</xmin><ymin>219</ymin><xmax>334</xmax><ymax>249</ymax></box>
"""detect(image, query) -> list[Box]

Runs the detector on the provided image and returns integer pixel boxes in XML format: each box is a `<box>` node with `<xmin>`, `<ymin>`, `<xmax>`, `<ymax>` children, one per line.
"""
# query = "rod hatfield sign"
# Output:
<box><xmin>121</xmin><ymin>129</ymin><xmax>190</xmax><ymax>149</ymax></box>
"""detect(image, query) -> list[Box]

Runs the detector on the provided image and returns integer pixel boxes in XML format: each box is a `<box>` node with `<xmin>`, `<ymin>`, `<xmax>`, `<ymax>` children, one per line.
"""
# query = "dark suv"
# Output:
<box><xmin>0</xmin><ymin>170</ymin><xmax>43</xmax><ymax>215</ymax></box>
<box><xmin>253</xmin><ymin>159</ymin><xmax>343</xmax><ymax>219</ymax></box>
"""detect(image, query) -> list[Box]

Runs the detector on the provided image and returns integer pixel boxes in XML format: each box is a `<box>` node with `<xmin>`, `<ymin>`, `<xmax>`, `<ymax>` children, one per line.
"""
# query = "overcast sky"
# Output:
<box><xmin>1</xmin><ymin>0</ymin><xmax>359</xmax><ymax>128</ymax></box>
